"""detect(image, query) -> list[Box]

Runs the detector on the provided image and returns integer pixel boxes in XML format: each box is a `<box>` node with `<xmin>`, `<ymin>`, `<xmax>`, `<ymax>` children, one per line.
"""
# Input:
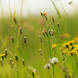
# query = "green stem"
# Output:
<box><xmin>50</xmin><ymin>0</ymin><xmax>62</xmax><ymax>19</ymax></box>
<box><xmin>48</xmin><ymin>37</ymin><xmax>52</xmax><ymax>58</ymax></box>
<box><xmin>52</xmin><ymin>65</ymin><xmax>55</xmax><ymax>78</ymax></box>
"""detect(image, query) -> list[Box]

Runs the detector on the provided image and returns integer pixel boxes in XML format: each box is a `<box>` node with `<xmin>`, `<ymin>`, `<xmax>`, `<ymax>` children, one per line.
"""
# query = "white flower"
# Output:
<box><xmin>44</xmin><ymin>64</ymin><xmax>50</xmax><ymax>69</ymax></box>
<box><xmin>50</xmin><ymin>57</ymin><xmax>58</xmax><ymax>65</ymax></box>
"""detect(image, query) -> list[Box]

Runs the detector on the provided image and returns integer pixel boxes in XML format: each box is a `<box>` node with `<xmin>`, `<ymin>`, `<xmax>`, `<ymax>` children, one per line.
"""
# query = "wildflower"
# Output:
<box><xmin>48</xmin><ymin>29</ymin><xmax>56</xmax><ymax>36</ymax></box>
<box><xmin>0</xmin><ymin>54</ymin><xmax>5</xmax><ymax>57</ymax></box>
<box><xmin>68</xmin><ymin>40</ymin><xmax>75</xmax><ymax>46</ymax></box>
<box><xmin>50</xmin><ymin>57</ymin><xmax>58</xmax><ymax>65</ymax></box>
<box><xmin>40</xmin><ymin>12</ymin><xmax>47</xmax><ymax>17</ymax></box>
<box><xmin>40</xmin><ymin>12</ymin><xmax>47</xmax><ymax>20</ymax></box>
<box><xmin>44</xmin><ymin>64</ymin><xmax>50</xmax><ymax>70</ymax></box>
<box><xmin>74</xmin><ymin>37</ymin><xmax>78</xmax><ymax>43</ymax></box>
<box><xmin>52</xmin><ymin>44</ymin><xmax>57</xmax><ymax>49</ymax></box>
<box><xmin>0</xmin><ymin>54</ymin><xmax>5</xmax><ymax>60</ymax></box>
<box><xmin>67</xmin><ymin>50</ymin><xmax>76</xmax><ymax>56</ymax></box>
<box><xmin>63</xmin><ymin>43</ymin><xmax>69</xmax><ymax>49</ymax></box>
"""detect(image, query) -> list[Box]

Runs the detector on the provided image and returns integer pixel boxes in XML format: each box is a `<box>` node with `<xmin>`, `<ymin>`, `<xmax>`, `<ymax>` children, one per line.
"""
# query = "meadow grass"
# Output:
<box><xmin>0</xmin><ymin>0</ymin><xmax>78</xmax><ymax>78</ymax></box>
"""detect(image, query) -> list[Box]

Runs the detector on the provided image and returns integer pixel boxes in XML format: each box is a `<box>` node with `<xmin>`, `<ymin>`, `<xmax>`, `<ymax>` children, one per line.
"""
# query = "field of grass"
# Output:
<box><xmin>0</xmin><ymin>0</ymin><xmax>78</xmax><ymax>78</ymax></box>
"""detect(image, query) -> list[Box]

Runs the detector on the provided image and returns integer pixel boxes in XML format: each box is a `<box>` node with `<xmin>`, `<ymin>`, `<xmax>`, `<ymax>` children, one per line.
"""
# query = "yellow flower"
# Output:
<box><xmin>62</xmin><ymin>43</ymin><xmax>69</xmax><ymax>49</ymax></box>
<box><xmin>67</xmin><ymin>51</ymin><xmax>75</xmax><ymax>55</ymax></box>
<box><xmin>0</xmin><ymin>54</ymin><xmax>5</xmax><ymax>57</ymax></box>
<box><xmin>68</xmin><ymin>40</ymin><xmax>75</xmax><ymax>45</ymax></box>
<box><xmin>52</xmin><ymin>44</ymin><xmax>57</xmax><ymax>49</ymax></box>
<box><xmin>73</xmin><ymin>45</ymin><xmax>78</xmax><ymax>48</ymax></box>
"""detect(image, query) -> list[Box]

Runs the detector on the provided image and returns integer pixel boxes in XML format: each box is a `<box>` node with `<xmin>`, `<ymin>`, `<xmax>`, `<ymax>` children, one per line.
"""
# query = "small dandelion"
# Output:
<box><xmin>44</xmin><ymin>64</ymin><xmax>50</xmax><ymax>70</ymax></box>
<box><xmin>22</xmin><ymin>59</ymin><xmax>25</xmax><ymax>65</ymax></box>
<box><xmin>52</xmin><ymin>44</ymin><xmax>57</xmax><ymax>49</ymax></box>
<box><xmin>50</xmin><ymin>57</ymin><xmax>58</xmax><ymax>65</ymax></box>
<box><xmin>24</xmin><ymin>36</ymin><xmax>27</xmax><ymax>44</ymax></box>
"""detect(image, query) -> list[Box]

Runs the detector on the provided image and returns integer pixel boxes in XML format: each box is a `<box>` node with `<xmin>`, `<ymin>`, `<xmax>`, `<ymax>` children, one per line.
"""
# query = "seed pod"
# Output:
<box><xmin>15</xmin><ymin>55</ymin><xmax>18</xmax><ymax>61</ymax></box>
<box><xmin>13</xmin><ymin>16</ymin><xmax>17</xmax><ymax>24</ymax></box>
<box><xmin>42</xmin><ymin>31</ymin><xmax>45</xmax><ymax>37</ymax></box>
<box><xmin>57</xmin><ymin>23</ymin><xmax>60</xmax><ymax>29</ymax></box>
<box><xmin>20</xmin><ymin>27</ymin><xmax>23</xmax><ymax>34</ymax></box>
<box><xmin>24</xmin><ymin>36</ymin><xmax>27</xmax><ymax>44</ymax></box>
<box><xmin>5</xmin><ymin>49</ymin><xmax>7</xmax><ymax>58</ymax></box>
<box><xmin>51</xmin><ymin>16</ymin><xmax>55</xmax><ymax>23</ymax></box>
<box><xmin>22</xmin><ymin>59</ymin><xmax>25</xmax><ymax>65</ymax></box>
<box><xmin>45</xmin><ymin>32</ymin><xmax>48</xmax><ymax>37</ymax></box>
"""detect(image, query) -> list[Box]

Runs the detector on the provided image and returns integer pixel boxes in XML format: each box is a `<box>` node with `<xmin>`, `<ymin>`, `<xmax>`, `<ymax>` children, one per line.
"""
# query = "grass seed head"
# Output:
<box><xmin>20</xmin><ymin>27</ymin><xmax>23</xmax><ymax>34</ymax></box>
<box><xmin>11</xmin><ymin>36</ymin><xmax>14</xmax><ymax>44</ymax></box>
<box><xmin>4</xmin><ymin>49</ymin><xmax>7</xmax><ymax>58</ymax></box>
<box><xmin>22</xmin><ymin>59</ymin><xmax>25</xmax><ymax>65</ymax></box>
<box><xmin>51</xmin><ymin>16</ymin><xmax>55</xmax><ymax>23</ymax></box>
<box><xmin>15</xmin><ymin>55</ymin><xmax>18</xmax><ymax>61</ymax></box>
